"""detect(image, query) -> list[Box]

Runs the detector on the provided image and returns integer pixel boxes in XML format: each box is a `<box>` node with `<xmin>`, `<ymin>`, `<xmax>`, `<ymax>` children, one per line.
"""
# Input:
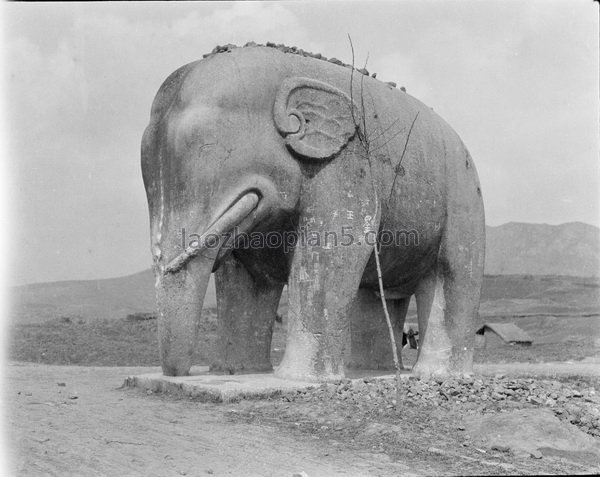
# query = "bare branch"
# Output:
<box><xmin>366</xmin><ymin>117</ymin><xmax>404</xmax><ymax>145</ymax></box>
<box><xmin>347</xmin><ymin>36</ymin><xmax>402</xmax><ymax>408</ymax></box>
<box><xmin>359</xmin><ymin>53</ymin><xmax>369</xmax><ymax>149</ymax></box>
<box><xmin>368</xmin><ymin>127</ymin><xmax>407</xmax><ymax>156</ymax></box>
<box><xmin>375</xmin><ymin>246</ymin><xmax>402</xmax><ymax>403</ymax></box>
<box><xmin>386</xmin><ymin>112</ymin><xmax>419</xmax><ymax>209</ymax></box>
<box><xmin>347</xmin><ymin>35</ymin><xmax>363</xmax><ymax>145</ymax></box>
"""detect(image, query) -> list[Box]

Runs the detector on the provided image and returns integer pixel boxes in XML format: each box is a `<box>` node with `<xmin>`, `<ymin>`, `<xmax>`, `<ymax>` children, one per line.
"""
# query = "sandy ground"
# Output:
<box><xmin>6</xmin><ymin>363</ymin><xmax>414</xmax><ymax>477</ymax></box>
<box><xmin>6</xmin><ymin>360</ymin><xmax>600</xmax><ymax>476</ymax></box>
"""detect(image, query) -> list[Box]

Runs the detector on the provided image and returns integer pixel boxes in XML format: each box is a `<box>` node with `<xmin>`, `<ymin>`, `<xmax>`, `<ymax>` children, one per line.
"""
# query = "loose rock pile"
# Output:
<box><xmin>203</xmin><ymin>42</ymin><xmax>401</xmax><ymax>89</ymax></box>
<box><xmin>279</xmin><ymin>375</ymin><xmax>600</xmax><ymax>438</ymax></box>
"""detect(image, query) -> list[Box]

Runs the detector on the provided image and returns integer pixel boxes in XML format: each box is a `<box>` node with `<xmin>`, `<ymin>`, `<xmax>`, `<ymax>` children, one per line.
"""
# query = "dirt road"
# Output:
<box><xmin>6</xmin><ymin>363</ymin><xmax>414</xmax><ymax>477</ymax></box>
<box><xmin>7</xmin><ymin>360</ymin><xmax>599</xmax><ymax>476</ymax></box>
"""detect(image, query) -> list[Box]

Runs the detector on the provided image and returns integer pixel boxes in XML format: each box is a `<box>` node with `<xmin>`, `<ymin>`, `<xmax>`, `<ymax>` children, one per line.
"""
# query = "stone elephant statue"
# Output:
<box><xmin>141</xmin><ymin>44</ymin><xmax>485</xmax><ymax>381</ymax></box>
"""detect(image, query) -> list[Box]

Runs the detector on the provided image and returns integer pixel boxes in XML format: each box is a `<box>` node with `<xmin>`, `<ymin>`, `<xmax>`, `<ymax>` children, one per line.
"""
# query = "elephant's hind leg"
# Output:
<box><xmin>211</xmin><ymin>254</ymin><xmax>283</xmax><ymax>374</ymax></box>
<box><xmin>412</xmin><ymin>270</ymin><xmax>452</xmax><ymax>377</ymax></box>
<box><xmin>346</xmin><ymin>289</ymin><xmax>408</xmax><ymax>371</ymax></box>
<box><xmin>412</xmin><ymin>246</ymin><xmax>484</xmax><ymax>377</ymax></box>
<box><xmin>413</xmin><ymin>145</ymin><xmax>485</xmax><ymax>377</ymax></box>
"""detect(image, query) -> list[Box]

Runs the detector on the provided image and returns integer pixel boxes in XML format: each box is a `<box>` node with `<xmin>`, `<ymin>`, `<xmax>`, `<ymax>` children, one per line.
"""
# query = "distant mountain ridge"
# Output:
<box><xmin>485</xmin><ymin>222</ymin><xmax>599</xmax><ymax>277</ymax></box>
<box><xmin>10</xmin><ymin>222</ymin><xmax>599</xmax><ymax>324</ymax></box>
<box><xmin>10</xmin><ymin>269</ymin><xmax>159</xmax><ymax>323</ymax></box>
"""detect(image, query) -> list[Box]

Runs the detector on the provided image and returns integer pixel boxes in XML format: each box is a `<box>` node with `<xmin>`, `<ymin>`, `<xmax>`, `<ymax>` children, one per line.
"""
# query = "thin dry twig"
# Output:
<box><xmin>347</xmin><ymin>35</ymin><xmax>402</xmax><ymax>408</ymax></box>
<box><xmin>364</xmin><ymin>117</ymin><xmax>405</xmax><ymax>148</ymax></box>
<box><xmin>347</xmin><ymin>35</ymin><xmax>362</xmax><ymax>144</ymax></box>
<box><xmin>387</xmin><ymin>112</ymin><xmax>419</xmax><ymax>209</ymax></box>
<box><xmin>370</xmin><ymin>194</ymin><xmax>402</xmax><ymax>406</ymax></box>
<box><xmin>359</xmin><ymin>54</ymin><xmax>369</xmax><ymax>144</ymax></box>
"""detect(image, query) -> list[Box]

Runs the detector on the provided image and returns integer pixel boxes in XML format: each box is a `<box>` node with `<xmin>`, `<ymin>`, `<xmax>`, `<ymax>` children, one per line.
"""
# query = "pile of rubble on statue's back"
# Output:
<box><xmin>279</xmin><ymin>375</ymin><xmax>600</xmax><ymax>438</ymax></box>
<box><xmin>203</xmin><ymin>42</ymin><xmax>401</xmax><ymax>89</ymax></box>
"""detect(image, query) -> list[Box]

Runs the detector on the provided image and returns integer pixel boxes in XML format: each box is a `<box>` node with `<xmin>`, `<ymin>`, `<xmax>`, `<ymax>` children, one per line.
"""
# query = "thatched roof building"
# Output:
<box><xmin>475</xmin><ymin>323</ymin><xmax>533</xmax><ymax>347</ymax></box>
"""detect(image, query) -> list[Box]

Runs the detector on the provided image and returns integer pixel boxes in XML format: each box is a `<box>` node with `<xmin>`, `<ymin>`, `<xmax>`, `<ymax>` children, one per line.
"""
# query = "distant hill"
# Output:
<box><xmin>485</xmin><ymin>222</ymin><xmax>599</xmax><ymax>277</ymax></box>
<box><xmin>9</xmin><ymin>269</ymin><xmax>159</xmax><ymax>324</ymax></box>
<box><xmin>9</xmin><ymin>222</ymin><xmax>599</xmax><ymax>324</ymax></box>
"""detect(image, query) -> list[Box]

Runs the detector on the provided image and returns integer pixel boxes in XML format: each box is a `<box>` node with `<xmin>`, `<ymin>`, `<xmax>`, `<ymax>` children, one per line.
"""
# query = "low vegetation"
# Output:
<box><xmin>9</xmin><ymin>312</ymin><xmax>598</xmax><ymax>367</ymax></box>
<box><xmin>8</xmin><ymin>273</ymin><xmax>599</xmax><ymax>368</ymax></box>
<box><xmin>9</xmin><ymin>313</ymin><xmax>218</xmax><ymax>366</ymax></box>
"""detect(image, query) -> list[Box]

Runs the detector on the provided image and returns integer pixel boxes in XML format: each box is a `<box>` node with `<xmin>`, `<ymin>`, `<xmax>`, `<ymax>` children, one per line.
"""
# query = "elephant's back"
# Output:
<box><xmin>156</xmin><ymin>46</ymin><xmax>472</xmax><ymax>164</ymax></box>
<box><xmin>161</xmin><ymin>46</ymin><xmax>412</xmax><ymax>113</ymax></box>
<box><xmin>178</xmin><ymin>43</ymin><xmax>479</xmax><ymax>227</ymax></box>
<box><xmin>150</xmin><ymin>44</ymin><xmax>480</xmax><ymax>225</ymax></box>
<box><xmin>153</xmin><ymin>46</ymin><xmax>460</xmax><ymax>156</ymax></box>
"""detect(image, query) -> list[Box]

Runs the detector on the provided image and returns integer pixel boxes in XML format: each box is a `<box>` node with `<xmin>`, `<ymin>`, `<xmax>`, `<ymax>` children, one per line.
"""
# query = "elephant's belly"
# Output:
<box><xmin>359</xmin><ymin>239</ymin><xmax>440</xmax><ymax>296</ymax></box>
<box><xmin>231</xmin><ymin>247</ymin><xmax>290</xmax><ymax>284</ymax></box>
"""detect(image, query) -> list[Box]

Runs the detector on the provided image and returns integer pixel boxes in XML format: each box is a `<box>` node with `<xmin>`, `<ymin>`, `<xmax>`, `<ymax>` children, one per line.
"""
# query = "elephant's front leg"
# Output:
<box><xmin>276</xmin><ymin>243</ymin><xmax>374</xmax><ymax>381</ymax></box>
<box><xmin>276</xmin><ymin>201</ymin><xmax>377</xmax><ymax>382</ymax></box>
<box><xmin>211</xmin><ymin>254</ymin><xmax>283</xmax><ymax>374</ymax></box>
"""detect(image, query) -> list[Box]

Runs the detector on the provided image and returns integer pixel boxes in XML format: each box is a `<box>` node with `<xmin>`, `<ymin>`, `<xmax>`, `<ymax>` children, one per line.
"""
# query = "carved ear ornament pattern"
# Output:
<box><xmin>274</xmin><ymin>77</ymin><xmax>358</xmax><ymax>161</ymax></box>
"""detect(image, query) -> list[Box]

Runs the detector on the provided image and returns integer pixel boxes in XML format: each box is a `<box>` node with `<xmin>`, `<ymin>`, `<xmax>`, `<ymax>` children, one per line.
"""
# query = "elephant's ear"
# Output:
<box><xmin>274</xmin><ymin>77</ymin><xmax>358</xmax><ymax>161</ymax></box>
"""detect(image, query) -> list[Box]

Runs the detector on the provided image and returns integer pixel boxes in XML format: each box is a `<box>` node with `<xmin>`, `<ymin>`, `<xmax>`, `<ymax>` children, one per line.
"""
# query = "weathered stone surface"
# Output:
<box><xmin>125</xmin><ymin>367</ymin><xmax>402</xmax><ymax>403</ymax></box>
<box><xmin>346</xmin><ymin>289</ymin><xmax>407</xmax><ymax>370</ymax></box>
<box><xmin>124</xmin><ymin>366</ymin><xmax>317</xmax><ymax>403</ymax></box>
<box><xmin>210</xmin><ymin>254</ymin><xmax>282</xmax><ymax>374</ymax></box>
<box><xmin>142</xmin><ymin>44</ymin><xmax>485</xmax><ymax>382</ymax></box>
<box><xmin>202</xmin><ymin>42</ymin><xmax>386</xmax><ymax>82</ymax></box>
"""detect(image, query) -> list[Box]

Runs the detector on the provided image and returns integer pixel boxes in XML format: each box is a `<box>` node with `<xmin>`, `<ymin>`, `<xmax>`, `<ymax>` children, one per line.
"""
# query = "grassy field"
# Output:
<box><xmin>9</xmin><ymin>311</ymin><xmax>599</xmax><ymax>367</ymax></box>
<box><xmin>11</xmin><ymin>273</ymin><xmax>600</xmax><ymax>325</ymax></box>
<box><xmin>8</xmin><ymin>274</ymin><xmax>599</xmax><ymax>367</ymax></box>
<box><xmin>10</xmin><ymin>317</ymin><xmax>164</xmax><ymax>366</ymax></box>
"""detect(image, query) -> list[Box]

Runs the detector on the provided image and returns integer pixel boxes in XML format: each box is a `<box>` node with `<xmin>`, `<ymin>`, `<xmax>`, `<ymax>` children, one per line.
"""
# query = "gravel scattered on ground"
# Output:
<box><xmin>278</xmin><ymin>375</ymin><xmax>600</xmax><ymax>437</ymax></box>
<box><xmin>227</xmin><ymin>374</ymin><xmax>600</xmax><ymax>475</ymax></box>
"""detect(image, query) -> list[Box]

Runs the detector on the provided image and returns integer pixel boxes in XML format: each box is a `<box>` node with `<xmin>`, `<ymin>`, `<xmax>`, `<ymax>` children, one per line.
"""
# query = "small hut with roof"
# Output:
<box><xmin>475</xmin><ymin>323</ymin><xmax>533</xmax><ymax>348</ymax></box>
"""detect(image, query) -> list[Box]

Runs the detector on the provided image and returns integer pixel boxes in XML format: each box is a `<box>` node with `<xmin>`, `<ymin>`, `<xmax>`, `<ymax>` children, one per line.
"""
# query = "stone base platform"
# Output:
<box><xmin>124</xmin><ymin>366</ymin><xmax>405</xmax><ymax>403</ymax></box>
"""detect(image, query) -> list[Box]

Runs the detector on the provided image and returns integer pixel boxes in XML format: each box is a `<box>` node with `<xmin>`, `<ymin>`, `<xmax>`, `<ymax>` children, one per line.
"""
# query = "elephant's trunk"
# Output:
<box><xmin>156</xmin><ymin>191</ymin><xmax>260</xmax><ymax>376</ymax></box>
<box><xmin>156</xmin><ymin>258</ymin><xmax>214</xmax><ymax>376</ymax></box>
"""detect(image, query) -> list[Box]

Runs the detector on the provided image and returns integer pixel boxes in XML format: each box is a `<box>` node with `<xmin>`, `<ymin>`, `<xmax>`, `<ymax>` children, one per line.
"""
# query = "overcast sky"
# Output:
<box><xmin>2</xmin><ymin>1</ymin><xmax>598</xmax><ymax>286</ymax></box>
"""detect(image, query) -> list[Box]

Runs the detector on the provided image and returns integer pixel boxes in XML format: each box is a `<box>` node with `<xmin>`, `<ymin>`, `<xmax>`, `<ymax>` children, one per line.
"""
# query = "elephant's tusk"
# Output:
<box><xmin>164</xmin><ymin>192</ymin><xmax>260</xmax><ymax>274</ymax></box>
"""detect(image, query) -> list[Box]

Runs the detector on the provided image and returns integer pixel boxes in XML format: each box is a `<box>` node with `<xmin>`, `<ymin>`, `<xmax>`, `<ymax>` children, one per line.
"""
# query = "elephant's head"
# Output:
<box><xmin>141</xmin><ymin>54</ymin><xmax>359</xmax><ymax>376</ymax></box>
